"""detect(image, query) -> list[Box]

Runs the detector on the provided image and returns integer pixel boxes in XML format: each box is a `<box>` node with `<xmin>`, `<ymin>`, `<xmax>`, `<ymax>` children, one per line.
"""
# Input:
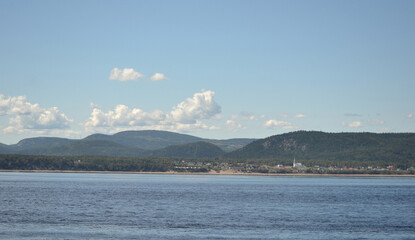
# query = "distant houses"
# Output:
<box><xmin>292</xmin><ymin>157</ymin><xmax>306</xmax><ymax>170</ymax></box>
<box><xmin>170</xmin><ymin>158</ymin><xmax>412</xmax><ymax>174</ymax></box>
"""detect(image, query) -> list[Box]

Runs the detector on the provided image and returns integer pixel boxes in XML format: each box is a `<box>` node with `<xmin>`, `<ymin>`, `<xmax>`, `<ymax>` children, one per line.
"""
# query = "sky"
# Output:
<box><xmin>0</xmin><ymin>0</ymin><xmax>414</xmax><ymax>144</ymax></box>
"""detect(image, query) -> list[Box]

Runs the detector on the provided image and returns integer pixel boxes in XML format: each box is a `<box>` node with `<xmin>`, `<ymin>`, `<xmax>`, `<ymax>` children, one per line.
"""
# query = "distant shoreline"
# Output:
<box><xmin>1</xmin><ymin>169</ymin><xmax>414</xmax><ymax>177</ymax></box>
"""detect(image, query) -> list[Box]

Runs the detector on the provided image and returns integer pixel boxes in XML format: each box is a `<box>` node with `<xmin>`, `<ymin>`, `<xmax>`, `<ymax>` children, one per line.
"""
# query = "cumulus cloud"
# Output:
<box><xmin>226</xmin><ymin>120</ymin><xmax>245</xmax><ymax>132</ymax></box>
<box><xmin>408</xmin><ymin>113</ymin><xmax>413</xmax><ymax>119</ymax></box>
<box><xmin>84</xmin><ymin>90</ymin><xmax>221</xmax><ymax>133</ymax></box>
<box><xmin>109</xmin><ymin>67</ymin><xmax>144</xmax><ymax>81</ymax></box>
<box><xmin>0</xmin><ymin>94</ymin><xmax>72</xmax><ymax>133</ymax></box>
<box><xmin>150</xmin><ymin>73</ymin><xmax>168</xmax><ymax>81</ymax></box>
<box><xmin>0</xmin><ymin>94</ymin><xmax>37</xmax><ymax>115</ymax></box>
<box><xmin>170</xmin><ymin>90</ymin><xmax>221</xmax><ymax>123</ymax></box>
<box><xmin>84</xmin><ymin>105</ymin><xmax>165</xmax><ymax>129</ymax></box>
<box><xmin>264</xmin><ymin>119</ymin><xmax>295</xmax><ymax>129</ymax></box>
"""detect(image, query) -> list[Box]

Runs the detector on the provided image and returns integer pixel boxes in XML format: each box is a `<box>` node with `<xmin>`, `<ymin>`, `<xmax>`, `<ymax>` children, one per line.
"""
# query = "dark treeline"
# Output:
<box><xmin>0</xmin><ymin>155</ymin><xmax>174</xmax><ymax>172</ymax></box>
<box><xmin>1</xmin><ymin>154</ymin><xmax>414</xmax><ymax>174</ymax></box>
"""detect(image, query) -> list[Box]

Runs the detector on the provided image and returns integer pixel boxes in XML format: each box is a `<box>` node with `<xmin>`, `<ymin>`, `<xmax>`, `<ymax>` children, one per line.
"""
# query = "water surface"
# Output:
<box><xmin>1</xmin><ymin>172</ymin><xmax>414</xmax><ymax>239</ymax></box>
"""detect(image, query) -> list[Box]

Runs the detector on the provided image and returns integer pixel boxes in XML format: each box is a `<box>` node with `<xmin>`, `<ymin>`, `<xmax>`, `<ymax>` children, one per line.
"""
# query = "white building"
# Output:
<box><xmin>293</xmin><ymin>157</ymin><xmax>306</xmax><ymax>170</ymax></box>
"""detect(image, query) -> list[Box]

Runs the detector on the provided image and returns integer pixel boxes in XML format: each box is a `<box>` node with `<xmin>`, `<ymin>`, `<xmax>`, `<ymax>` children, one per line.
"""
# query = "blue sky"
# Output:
<box><xmin>1</xmin><ymin>0</ymin><xmax>414</xmax><ymax>144</ymax></box>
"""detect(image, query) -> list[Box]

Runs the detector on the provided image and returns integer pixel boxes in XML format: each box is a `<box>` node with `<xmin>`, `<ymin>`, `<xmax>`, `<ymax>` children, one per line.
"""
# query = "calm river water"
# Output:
<box><xmin>0</xmin><ymin>172</ymin><xmax>414</xmax><ymax>239</ymax></box>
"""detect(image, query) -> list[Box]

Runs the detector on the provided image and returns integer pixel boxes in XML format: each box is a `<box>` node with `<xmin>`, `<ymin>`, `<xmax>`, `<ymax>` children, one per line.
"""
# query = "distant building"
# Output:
<box><xmin>293</xmin><ymin>157</ymin><xmax>306</xmax><ymax>170</ymax></box>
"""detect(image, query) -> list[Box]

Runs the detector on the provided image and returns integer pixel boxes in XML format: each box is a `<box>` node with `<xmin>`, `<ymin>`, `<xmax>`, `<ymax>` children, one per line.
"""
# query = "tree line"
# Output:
<box><xmin>0</xmin><ymin>155</ymin><xmax>173</xmax><ymax>172</ymax></box>
<box><xmin>1</xmin><ymin>154</ymin><xmax>414</xmax><ymax>175</ymax></box>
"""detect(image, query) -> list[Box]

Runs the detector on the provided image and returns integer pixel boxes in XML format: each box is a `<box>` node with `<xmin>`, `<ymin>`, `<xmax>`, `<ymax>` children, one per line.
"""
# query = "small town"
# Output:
<box><xmin>174</xmin><ymin>159</ymin><xmax>415</xmax><ymax>174</ymax></box>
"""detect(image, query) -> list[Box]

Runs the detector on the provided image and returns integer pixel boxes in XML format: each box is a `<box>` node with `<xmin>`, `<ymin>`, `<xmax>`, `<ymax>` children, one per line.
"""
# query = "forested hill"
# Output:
<box><xmin>1</xmin><ymin>131</ymin><xmax>415</xmax><ymax>165</ymax></box>
<box><xmin>0</xmin><ymin>130</ymin><xmax>253</xmax><ymax>158</ymax></box>
<box><xmin>0</xmin><ymin>144</ymin><xmax>12</xmax><ymax>154</ymax></box>
<box><xmin>148</xmin><ymin>141</ymin><xmax>225</xmax><ymax>159</ymax></box>
<box><xmin>83</xmin><ymin>130</ymin><xmax>202</xmax><ymax>150</ymax></box>
<box><xmin>225</xmin><ymin>131</ymin><xmax>415</xmax><ymax>164</ymax></box>
<box><xmin>82</xmin><ymin>130</ymin><xmax>255</xmax><ymax>151</ymax></box>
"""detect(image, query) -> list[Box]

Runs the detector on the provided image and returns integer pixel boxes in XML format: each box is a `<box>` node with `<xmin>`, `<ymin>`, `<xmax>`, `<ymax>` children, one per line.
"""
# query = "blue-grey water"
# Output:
<box><xmin>0</xmin><ymin>173</ymin><xmax>414</xmax><ymax>239</ymax></box>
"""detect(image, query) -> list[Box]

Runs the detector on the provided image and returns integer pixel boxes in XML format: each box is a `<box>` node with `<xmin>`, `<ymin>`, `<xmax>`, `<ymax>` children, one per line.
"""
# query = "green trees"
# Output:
<box><xmin>225</xmin><ymin>131</ymin><xmax>415</xmax><ymax>169</ymax></box>
<box><xmin>0</xmin><ymin>155</ymin><xmax>173</xmax><ymax>172</ymax></box>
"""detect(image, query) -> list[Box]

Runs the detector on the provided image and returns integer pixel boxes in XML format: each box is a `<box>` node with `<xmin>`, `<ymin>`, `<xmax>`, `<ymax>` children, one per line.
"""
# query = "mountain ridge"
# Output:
<box><xmin>83</xmin><ymin>130</ymin><xmax>204</xmax><ymax>150</ymax></box>
<box><xmin>1</xmin><ymin>131</ymin><xmax>415</xmax><ymax>164</ymax></box>
<box><xmin>0</xmin><ymin>130</ymin><xmax>255</xmax><ymax>158</ymax></box>
<box><xmin>225</xmin><ymin>131</ymin><xmax>415</xmax><ymax>164</ymax></box>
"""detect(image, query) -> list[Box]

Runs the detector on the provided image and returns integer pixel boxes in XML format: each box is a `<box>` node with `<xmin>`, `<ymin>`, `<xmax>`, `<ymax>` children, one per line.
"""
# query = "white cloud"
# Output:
<box><xmin>0</xmin><ymin>94</ymin><xmax>72</xmax><ymax>133</ymax></box>
<box><xmin>84</xmin><ymin>104</ymin><xmax>165</xmax><ymax>129</ymax></box>
<box><xmin>0</xmin><ymin>94</ymin><xmax>38</xmax><ymax>115</ymax></box>
<box><xmin>84</xmin><ymin>90</ymin><xmax>221</xmax><ymax>133</ymax></box>
<box><xmin>109</xmin><ymin>67</ymin><xmax>144</xmax><ymax>81</ymax></box>
<box><xmin>348</xmin><ymin>121</ymin><xmax>362</xmax><ymax>128</ymax></box>
<box><xmin>150</xmin><ymin>73</ymin><xmax>168</xmax><ymax>81</ymax></box>
<box><xmin>264</xmin><ymin>119</ymin><xmax>295</xmax><ymax>129</ymax></box>
<box><xmin>170</xmin><ymin>90</ymin><xmax>221</xmax><ymax>123</ymax></box>
<box><xmin>408</xmin><ymin>113</ymin><xmax>413</xmax><ymax>119</ymax></box>
<box><xmin>226</xmin><ymin>120</ymin><xmax>245</xmax><ymax>132</ymax></box>
<box><xmin>170</xmin><ymin>121</ymin><xmax>219</xmax><ymax>132</ymax></box>
<box><xmin>280</xmin><ymin>113</ymin><xmax>288</xmax><ymax>118</ymax></box>
<box><xmin>295</xmin><ymin>114</ymin><xmax>306</xmax><ymax>118</ymax></box>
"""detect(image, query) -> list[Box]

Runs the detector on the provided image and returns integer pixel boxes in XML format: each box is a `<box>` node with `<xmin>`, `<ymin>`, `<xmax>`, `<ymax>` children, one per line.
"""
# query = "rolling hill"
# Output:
<box><xmin>83</xmin><ymin>130</ymin><xmax>254</xmax><ymax>151</ymax></box>
<box><xmin>83</xmin><ymin>130</ymin><xmax>203</xmax><ymax>150</ymax></box>
<box><xmin>0</xmin><ymin>130</ymin><xmax>254</xmax><ymax>158</ymax></box>
<box><xmin>0</xmin><ymin>144</ymin><xmax>13</xmax><ymax>154</ymax></box>
<box><xmin>10</xmin><ymin>137</ymin><xmax>75</xmax><ymax>151</ymax></box>
<box><xmin>18</xmin><ymin>140</ymin><xmax>148</xmax><ymax>157</ymax></box>
<box><xmin>225</xmin><ymin>131</ymin><xmax>415</xmax><ymax>164</ymax></box>
<box><xmin>2</xmin><ymin>131</ymin><xmax>415</xmax><ymax>164</ymax></box>
<box><xmin>149</xmin><ymin>141</ymin><xmax>225</xmax><ymax>158</ymax></box>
